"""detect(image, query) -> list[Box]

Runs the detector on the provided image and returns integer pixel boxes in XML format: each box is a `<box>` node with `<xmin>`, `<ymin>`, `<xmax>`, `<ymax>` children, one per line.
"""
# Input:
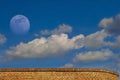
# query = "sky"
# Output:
<box><xmin>0</xmin><ymin>0</ymin><xmax>120</xmax><ymax>72</ymax></box>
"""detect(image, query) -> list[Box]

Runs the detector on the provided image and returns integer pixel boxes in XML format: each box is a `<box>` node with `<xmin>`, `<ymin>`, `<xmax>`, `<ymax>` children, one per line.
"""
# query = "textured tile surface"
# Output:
<box><xmin>0</xmin><ymin>68</ymin><xmax>118</xmax><ymax>80</ymax></box>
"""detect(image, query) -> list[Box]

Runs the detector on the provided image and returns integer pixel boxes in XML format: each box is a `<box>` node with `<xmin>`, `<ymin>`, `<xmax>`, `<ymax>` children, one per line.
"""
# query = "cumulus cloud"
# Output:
<box><xmin>106</xmin><ymin>36</ymin><xmax>120</xmax><ymax>49</ymax></box>
<box><xmin>99</xmin><ymin>14</ymin><xmax>120</xmax><ymax>35</ymax></box>
<box><xmin>6</xmin><ymin>33</ymin><xmax>84</xmax><ymax>58</ymax></box>
<box><xmin>84</xmin><ymin>30</ymin><xmax>108</xmax><ymax>49</ymax></box>
<box><xmin>0</xmin><ymin>34</ymin><xmax>6</xmax><ymax>45</ymax></box>
<box><xmin>40</xmin><ymin>24</ymin><xmax>72</xmax><ymax>35</ymax></box>
<box><xmin>61</xmin><ymin>63</ymin><xmax>74</xmax><ymax>68</ymax></box>
<box><xmin>73</xmin><ymin>49</ymin><xmax>113</xmax><ymax>62</ymax></box>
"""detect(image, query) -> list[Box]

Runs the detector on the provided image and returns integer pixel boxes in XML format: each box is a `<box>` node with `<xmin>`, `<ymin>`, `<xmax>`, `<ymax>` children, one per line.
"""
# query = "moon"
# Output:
<box><xmin>10</xmin><ymin>15</ymin><xmax>30</xmax><ymax>35</ymax></box>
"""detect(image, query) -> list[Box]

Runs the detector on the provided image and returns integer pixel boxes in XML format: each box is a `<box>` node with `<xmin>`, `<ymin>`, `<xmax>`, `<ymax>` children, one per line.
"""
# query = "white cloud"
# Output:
<box><xmin>84</xmin><ymin>30</ymin><xmax>107</xmax><ymax>49</ymax></box>
<box><xmin>99</xmin><ymin>18</ymin><xmax>113</xmax><ymax>28</ymax></box>
<box><xmin>106</xmin><ymin>36</ymin><xmax>120</xmax><ymax>49</ymax></box>
<box><xmin>61</xmin><ymin>63</ymin><xmax>74</xmax><ymax>68</ymax></box>
<box><xmin>73</xmin><ymin>49</ymin><xmax>113</xmax><ymax>62</ymax></box>
<box><xmin>0</xmin><ymin>34</ymin><xmax>6</xmax><ymax>45</ymax></box>
<box><xmin>6</xmin><ymin>33</ymin><xmax>84</xmax><ymax>58</ymax></box>
<box><xmin>40</xmin><ymin>30</ymin><xmax>50</xmax><ymax>36</ymax></box>
<box><xmin>99</xmin><ymin>14</ymin><xmax>120</xmax><ymax>35</ymax></box>
<box><xmin>40</xmin><ymin>24</ymin><xmax>72</xmax><ymax>35</ymax></box>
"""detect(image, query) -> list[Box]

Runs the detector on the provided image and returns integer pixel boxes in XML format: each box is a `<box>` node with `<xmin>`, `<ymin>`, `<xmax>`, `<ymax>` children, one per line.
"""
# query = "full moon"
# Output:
<box><xmin>10</xmin><ymin>15</ymin><xmax>30</xmax><ymax>35</ymax></box>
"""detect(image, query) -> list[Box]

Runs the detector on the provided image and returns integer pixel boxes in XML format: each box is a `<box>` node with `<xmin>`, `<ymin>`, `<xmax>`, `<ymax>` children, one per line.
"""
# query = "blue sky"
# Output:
<box><xmin>0</xmin><ymin>0</ymin><xmax>120</xmax><ymax>71</ymax></box>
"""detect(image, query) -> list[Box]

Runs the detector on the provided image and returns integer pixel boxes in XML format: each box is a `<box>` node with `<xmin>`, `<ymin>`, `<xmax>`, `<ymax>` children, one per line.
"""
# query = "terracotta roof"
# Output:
<box><xmin>0</xmin><ymin>68</ymin><xmax>118</xmax><ymax>76</ymax></box>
